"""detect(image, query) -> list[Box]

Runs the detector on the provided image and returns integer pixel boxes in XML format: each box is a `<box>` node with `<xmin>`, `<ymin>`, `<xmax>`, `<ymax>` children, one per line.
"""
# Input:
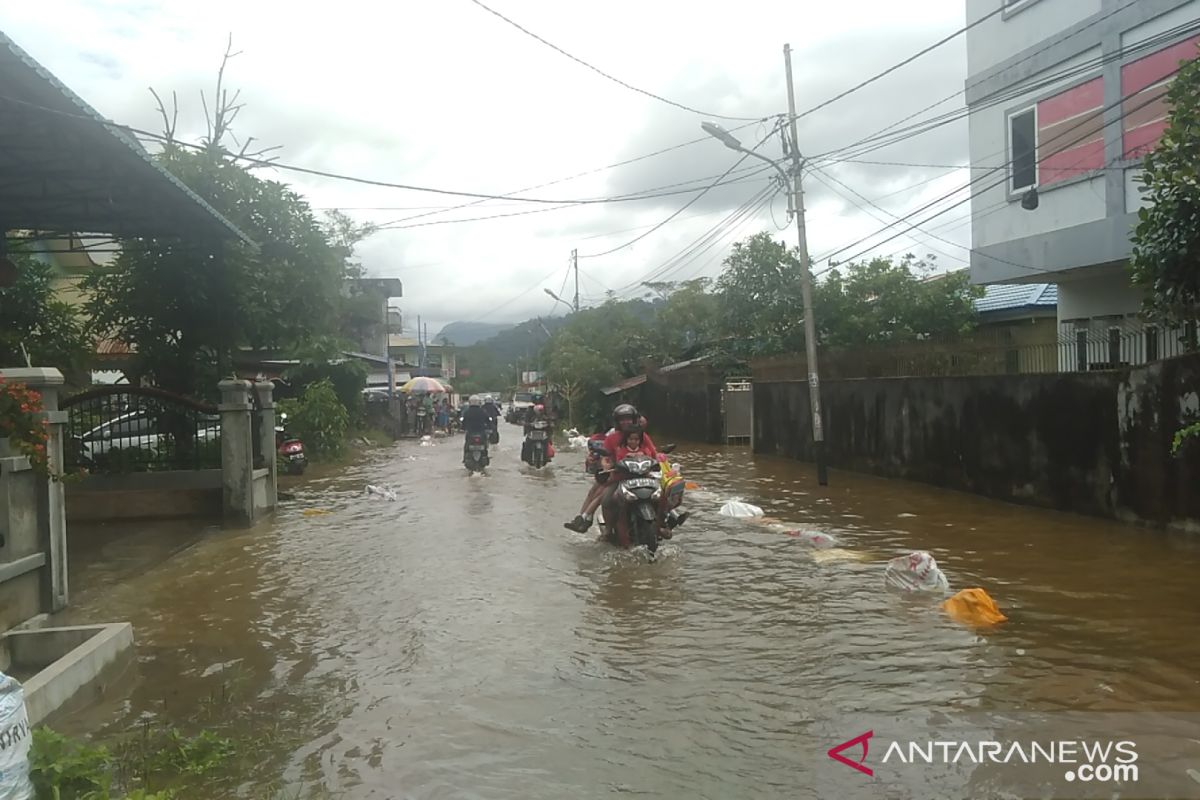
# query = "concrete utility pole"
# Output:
<box><xmin>572</xmin><ymin>248</ymin><xmax>580</xmax><ymax>313</ymax></box>
<box><xmin>783</xmin><ymin>43</ymin><xmax>828</xmax><ymax>486</ymax></box>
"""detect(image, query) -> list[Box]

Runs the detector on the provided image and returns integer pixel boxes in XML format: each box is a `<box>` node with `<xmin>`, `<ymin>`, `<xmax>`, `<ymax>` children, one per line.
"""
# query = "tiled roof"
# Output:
<box><xmin>974</xmin><ymin>283</ymin><xmax>1057</xmax><ymax>314</ymax></box>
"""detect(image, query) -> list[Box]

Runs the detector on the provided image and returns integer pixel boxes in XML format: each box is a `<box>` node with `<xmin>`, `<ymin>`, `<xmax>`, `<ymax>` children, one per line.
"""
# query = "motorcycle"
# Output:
<box><xmin>603</xmin><ymin>453</ymin><xmax>665</xmax><ymax>554</ymax></box>
<box><xmin>463</xmin><ymin>431</ymin><xmax>490</xmax><ymax>473</ymax></box>
<box><xmin>487</xmin><ymin>415</ymin><xmax>500</xmax><ymax>445</ymax></box>
<box><xmin>275</xmin><ymin>412</ymin><xmax>307</xmax><ymax>475</ymax></box>
<box><xmin>598</xmin><ymin>451</ymin><xmax>687</xmax><ymax>554</ymax></box>
<box><xmin>522</xmin><ymin>418</ymin><xmax>553</xmax><ymax>468</ymax></box>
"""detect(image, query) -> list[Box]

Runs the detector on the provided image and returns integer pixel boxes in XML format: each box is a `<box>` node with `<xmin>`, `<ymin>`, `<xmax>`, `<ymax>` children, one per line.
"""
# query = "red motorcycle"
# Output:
<box><xmin>276</xmin><ymin>412</ymin><xmax>307</xmax><ymax>475</ymax></box>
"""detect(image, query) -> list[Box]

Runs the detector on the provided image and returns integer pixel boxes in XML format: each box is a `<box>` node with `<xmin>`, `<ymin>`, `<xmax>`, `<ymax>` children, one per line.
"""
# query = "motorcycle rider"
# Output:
<box><xmin>521</xmin><ymin>394</ymin><xmax>554</xmax><ymax>463</ymax></box>
<box><xmin>563</xmin><ymin>403</ymin><xmax>644</xmax><ymax>532</ymax></box>
<box><xmin>482</xmin><ymin>395</ymin><xmax>502</xmax><ymax>441</ymax></box>
<box><xmin>461</xmin><ymin>394</ymin><xmax>489</xmax><ymax>458</ymax></box>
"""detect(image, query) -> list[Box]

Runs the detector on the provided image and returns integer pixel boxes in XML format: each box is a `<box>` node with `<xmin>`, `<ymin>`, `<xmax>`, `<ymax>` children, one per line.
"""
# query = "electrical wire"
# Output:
<box><xmin>812</xmin><ymin>69</ymin><xmax>1179</xmax><ymax>273</ymax></box>
<box><xmin>813</xmin><ymin>6</ymin><xmax>1189</xmax><ymax>166</ymax></box>
<box><xmin>580</xmin><ymin>124</ymin><xmax>784</xmax><ymax>259</ymax></box>
<box><xmin>789</xmin><ymin>4</ymin><xmax>1007</xmax><ymax>124</ymax></box>
<box><xmin>0</xmin><ymin>92</ymin><xmax>768</xmax><ymax>209</ymax></box>
<box><xmin>373</xmin><ymin>165</ymin><xmax>776</xmax><ymax>230</ymax></box>
<box><xmin>464</xmin><ymin>0</ymin><xmax>766</xmax><ymax>122</ymax></box>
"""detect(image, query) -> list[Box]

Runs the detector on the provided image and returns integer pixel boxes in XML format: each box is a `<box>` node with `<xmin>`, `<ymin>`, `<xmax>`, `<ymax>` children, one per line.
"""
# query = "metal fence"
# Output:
<box><xmin>750</xmin><ymin>324</ymin><xmax>1199</xmax><ymax>381</ymax></box>
<box><xmin>61</xmin><ymin>386</ymin><xmax>221</xmax><ymax>473</ymax></box>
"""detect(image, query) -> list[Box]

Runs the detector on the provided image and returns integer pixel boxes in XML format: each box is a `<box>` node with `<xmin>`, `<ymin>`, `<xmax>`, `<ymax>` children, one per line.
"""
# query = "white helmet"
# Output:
<box><xmin>469</xmin><ymin>394</ymin><xmax>482</xmax><ymax>406</ymax></box>
<box><xmin>484</xmin><ymin>394</ymin><xmax>494</xmax><ymax>404</ymax></box>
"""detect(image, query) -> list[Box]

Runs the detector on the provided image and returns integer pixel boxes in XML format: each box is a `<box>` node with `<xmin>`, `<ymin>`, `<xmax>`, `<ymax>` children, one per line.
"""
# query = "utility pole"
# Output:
<box><xmin>571</xmin><ymin>248</ymin><xmax>580</xmax><ymax>313</ymax></box>
<box><xmin>783</xmin><ymin>43</ymin><xmax>828</xmax><ymax>486</ymax></box>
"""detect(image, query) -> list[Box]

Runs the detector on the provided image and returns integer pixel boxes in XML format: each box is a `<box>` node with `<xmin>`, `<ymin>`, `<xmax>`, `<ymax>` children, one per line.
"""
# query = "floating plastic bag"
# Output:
<box><xmin>366</xmin><ymin>485</ymin><xmax>397</xmax><ymax>501</ymax></box>
<box><xmin>884</xmin><ymin>551</ymin><xmax>950</xmax><ymax>593</ymax></box>
<box><xmin>942</xmin><ymin>588</ymin><xmax>1007</xmax><ymax>627</ymax></box>
<box><xmin>719</xmin><ymin>501</ymin><xmax>763</xmax><ymax>518</ymax></box>
<box><xmin>784</xmin><ymin>530</ymin><xmax>838</xmax><ymax>549</ymax></box>
<box><xmin>0</xmin><ymin>672</ymin><xmax>34</xmax><ymax>800</ymax></box>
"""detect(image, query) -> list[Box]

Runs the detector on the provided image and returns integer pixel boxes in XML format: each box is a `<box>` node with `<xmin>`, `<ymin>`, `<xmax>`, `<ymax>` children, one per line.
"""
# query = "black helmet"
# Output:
<box><xmin>532</xmin><ymin>393</ymin><xmax>545</xmax><ymax>403</ymax></box>
<box><xmin>613</xmin><ymin>403</ymin><xmax>638</xmax><ymax>423</ymax></box>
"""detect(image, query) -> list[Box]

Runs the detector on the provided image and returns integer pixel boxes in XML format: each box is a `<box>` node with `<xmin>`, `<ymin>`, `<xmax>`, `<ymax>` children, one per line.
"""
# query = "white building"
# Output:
<box><xmin>966</xmin><ymin>0</ymin><xmax>1200</xmax><ymax>368</ymax></box>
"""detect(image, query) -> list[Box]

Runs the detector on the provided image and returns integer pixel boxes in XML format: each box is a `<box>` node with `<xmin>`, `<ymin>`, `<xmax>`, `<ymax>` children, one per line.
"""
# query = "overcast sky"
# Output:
<box><xmin>2</xmin><ymin>0</ymin><xmax>974</xmax><ymax>335</ymax></box>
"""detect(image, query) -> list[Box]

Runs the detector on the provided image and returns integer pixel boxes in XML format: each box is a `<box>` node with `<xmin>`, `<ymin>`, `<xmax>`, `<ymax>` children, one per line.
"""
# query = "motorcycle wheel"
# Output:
<box><xmin>532</xmin><ymin>444</ymin><xmax>543</xmax><ymax>469</ymax></box>
<box><xmin>633</xmin><ymin>514</ymin><xmax>659</xmax><ymax>555</ymax></box>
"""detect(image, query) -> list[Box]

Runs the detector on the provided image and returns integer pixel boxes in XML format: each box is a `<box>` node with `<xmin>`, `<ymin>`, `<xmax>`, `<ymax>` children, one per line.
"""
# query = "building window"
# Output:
<box><xmin>1009</xmin><ymin>107</ymin><xmax>1038</xmax><ymax>192</ymax></box>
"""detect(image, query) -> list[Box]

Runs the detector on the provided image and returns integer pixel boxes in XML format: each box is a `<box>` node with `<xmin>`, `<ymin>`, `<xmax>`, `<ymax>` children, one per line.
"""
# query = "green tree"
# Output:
<box><xmin>647</xmin><ymin>277</ymin><xmax>721</xmax><ymax>358</ymax></box>
<box><xmin>816</xmin><ymin>254</ymin><xmax>980</xmax><ymax>347</ymax></box>
<box><xmin>0</xmin><ymin>250</ymin><xmax>90</xmax><ymax>376</ymax></box>
<box><xmin>85</xmin><ymin>63</ymin><xmax>364</xmax><ymax>398</ymax></box>
<box><xmin>1131</xmin><ymin>47</ymin><xmax>1200</xmax><ymax>326</ymax></box>
<box><xmin>544</xmin><ymin>333</ymin><xmax>618</xmax><ymax>430</ymax></box>
<box><xmin>714</xmin><ymin>232</ymin><xmax>806</xmax><ymax>357</ymax></box>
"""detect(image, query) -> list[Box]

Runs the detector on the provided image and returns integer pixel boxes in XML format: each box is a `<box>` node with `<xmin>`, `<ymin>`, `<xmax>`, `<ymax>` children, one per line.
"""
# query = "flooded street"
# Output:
<box><xmin>58</xmin><ymin>424</ymin><xmax>1200</xmax><ymax>798</ymax></box>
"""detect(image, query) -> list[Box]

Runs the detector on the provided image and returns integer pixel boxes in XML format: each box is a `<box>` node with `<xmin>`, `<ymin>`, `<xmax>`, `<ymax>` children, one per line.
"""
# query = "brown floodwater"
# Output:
<box><xmin>54</xmin><ymin>422</ymin><xmax>1200</xmax><ymax>798</ymax></box>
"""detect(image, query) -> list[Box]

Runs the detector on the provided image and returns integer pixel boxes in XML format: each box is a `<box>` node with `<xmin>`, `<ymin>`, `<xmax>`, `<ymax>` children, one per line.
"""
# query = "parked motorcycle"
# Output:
<box><xmin>464</xmin><ymin>431</ymin><xmax>490</xmax><ymax>473</ymax></box>
<box><xmin>522</xmin><ymin>418</ymin><xmax>553</xmax><ymax>468</ymax></box>
<box><xmin>276</xmin><ymin>412</ymin><xmax>307</xmax><ymax>475</ymax></box>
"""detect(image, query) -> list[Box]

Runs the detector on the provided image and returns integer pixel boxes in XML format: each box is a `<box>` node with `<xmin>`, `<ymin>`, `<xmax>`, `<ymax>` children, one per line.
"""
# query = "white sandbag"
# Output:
<box><xmin>365</xmin><ymin>484</ymin><xmax>397</xmax><ymax>501</ymax></box>
<box><xmin>719</xmin><ymin>500</ymin><xmax>763</xmax><ymax>518</ymax></box>
<box><xmin>884</xmin><ymin>551</ymin><xmax>950</xmax><ymax>593</ymax></box>
<box><xmin>785</xmin><ymin>530</ymin><xmax>838</xmax><ymax>548</ymax></box>
<box><xmin>0</xmin><ymin>672</ymin><xmax>33</xmax><ymax>800</ymax></box>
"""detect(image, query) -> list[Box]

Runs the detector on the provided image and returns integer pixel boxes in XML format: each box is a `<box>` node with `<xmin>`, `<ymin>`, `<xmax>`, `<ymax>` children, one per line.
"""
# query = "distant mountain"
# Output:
<box><xmin>435</xmin><ymin>321</ymin><xmax>515</xmax><ymax>347</ymax></box>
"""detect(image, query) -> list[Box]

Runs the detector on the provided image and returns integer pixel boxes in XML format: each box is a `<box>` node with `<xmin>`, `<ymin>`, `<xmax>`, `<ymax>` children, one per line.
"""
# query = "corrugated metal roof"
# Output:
<box><xmin>0</xmin><ymin>31</ymin><xmax>251</xmax><ymax>244</ymax></box>
<box><xmin>973</xmin><ymin>283</ymin><xmax>1057</xmax><ymax>314</ymax></box>
<box><xmin>601</xmin><ymin>374</ymin><xmax>647</xmax><ymax>396</ymax></box>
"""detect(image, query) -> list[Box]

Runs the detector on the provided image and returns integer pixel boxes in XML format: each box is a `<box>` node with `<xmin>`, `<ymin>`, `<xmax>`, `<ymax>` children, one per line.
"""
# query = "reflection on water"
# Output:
<box><xmin>55</xmin><ymin>425</ymin><xmax>1200</xmax><ymax>798</ymax></box>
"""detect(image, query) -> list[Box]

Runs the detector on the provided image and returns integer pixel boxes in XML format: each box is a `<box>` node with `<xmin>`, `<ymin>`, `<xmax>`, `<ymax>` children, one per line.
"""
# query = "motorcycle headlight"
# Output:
<box><xmin>621</xmin><ymin>484</ymin><xmax>638</xmax><ymax>501</ymax></box>
<box><xmin>651</xmin><ymin>488</ymin><xmax>662</xmax><ymax>501</ymax></box>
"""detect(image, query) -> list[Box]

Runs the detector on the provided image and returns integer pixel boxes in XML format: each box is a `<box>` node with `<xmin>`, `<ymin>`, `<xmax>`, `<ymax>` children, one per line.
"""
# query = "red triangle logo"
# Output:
<box><xmin>827</xmin><ymin>730</ymin><xmax>874</xmax><ymax>777</ymax></box>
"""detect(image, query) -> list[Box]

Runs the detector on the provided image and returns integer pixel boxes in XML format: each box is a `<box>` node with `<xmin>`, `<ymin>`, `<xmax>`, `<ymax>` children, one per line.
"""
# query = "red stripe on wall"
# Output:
<box><xmin>1037</xmin><ymin>77</ymin><xmax>1103</xmax><ymax>126</ymax></box>
<box><xmin>1121</xmin><ymin>34</ymin><xmax>1200</xmax><ymax>95</ymax></box>
<box><xmin>1124</xmin><ymin>121</ymin><xmax>1169</xmax><ymax>159</ymax></box>
<box><xmin>1040</xmin><ymin>140</ymin><xmax>1106</xmax><ymax>184</ymax></box>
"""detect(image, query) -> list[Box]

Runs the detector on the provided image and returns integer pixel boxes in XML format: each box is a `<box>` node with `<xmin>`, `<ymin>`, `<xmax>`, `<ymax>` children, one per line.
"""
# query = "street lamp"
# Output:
<box><xmin>702</xmin><ymin>112</ymin><xmax>829</xmax><ymax>486</ymax></box>
<box><xmin>543</xmin><ymin>287</ymin><xmax>572</xmax><ymax>312</ymax></box>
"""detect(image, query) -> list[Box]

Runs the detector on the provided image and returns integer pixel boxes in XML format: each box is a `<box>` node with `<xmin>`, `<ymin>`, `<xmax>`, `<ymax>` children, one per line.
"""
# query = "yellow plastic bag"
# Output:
<box><xmin>942</xmin><ymin>588</ymin><xmax>1007</xmax><ymax>627</ymax></box>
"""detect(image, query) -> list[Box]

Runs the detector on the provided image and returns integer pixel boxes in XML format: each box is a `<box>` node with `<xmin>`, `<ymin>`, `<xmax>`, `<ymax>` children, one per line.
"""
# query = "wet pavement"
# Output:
<box><xmin>56</xmin><ymin>423</ymin><xmax>1200</xmax><ymax>798</ymax></box>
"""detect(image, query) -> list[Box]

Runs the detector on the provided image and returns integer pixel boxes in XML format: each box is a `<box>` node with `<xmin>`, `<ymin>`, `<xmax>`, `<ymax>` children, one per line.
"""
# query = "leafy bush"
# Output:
<box><xmin>277</xmin><ymin>378</ymin><xmax>348</xmax><ymax>458</ymax></box>
<box><xmin>284</xmin><ymin>360</ymin><xmax>367</xmax><ymax>425</ymax></box>
<box><xmin>29</xmin><ymin>727</ymin><xmax>113</xmax><ymax>799</ymax></box>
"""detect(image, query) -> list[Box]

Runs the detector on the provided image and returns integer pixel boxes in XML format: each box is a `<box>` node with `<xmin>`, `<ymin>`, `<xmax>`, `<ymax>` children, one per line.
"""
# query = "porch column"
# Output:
<box><xmin>219</xmin><ymin>379</ymin><xmax>255</xmax><ymax>526</ymax></box>
<box><xmin>254</xmin><ymin>381</ymin><xmax>277</xmax><ymax>511</ymax></box>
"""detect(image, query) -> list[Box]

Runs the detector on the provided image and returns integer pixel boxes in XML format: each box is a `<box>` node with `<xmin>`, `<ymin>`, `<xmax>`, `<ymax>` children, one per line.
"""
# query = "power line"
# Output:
<box><xmin>580</xmin><ymin>125</ymin><xmax>782</xmax><ymax>259</ymax></box>
<box><xmin>465</xmin><ymin>0</ymin><xmax>765</xmax><ymax>122</ymax></box>
<box><xmin>813</xmin><ymin>1</ymin><xmax>1179</xmax><ymax>166</ymax></box>
<box><xmin>0</xmin><ymin>92</ymin><xmax>768</xmax><ymax>210</ymax></box>
<box><xmin>608</xmin><ymin>184</ymin><xmax>780</xmax><ymax>295</ymax></box>
<box><xmin>373</xmin><ymin>166</ymin><xmax>776</xmax><ymax>230</ymax></box>
<box><xmin>813</xmin><ymin>68</ymin><xmax>1179</xmax><ymax>273</ymax></box>
<box><xmin>789</xmin><ymin>4</ymin><xmax>1006</xmax><ymax>124</ymax></box>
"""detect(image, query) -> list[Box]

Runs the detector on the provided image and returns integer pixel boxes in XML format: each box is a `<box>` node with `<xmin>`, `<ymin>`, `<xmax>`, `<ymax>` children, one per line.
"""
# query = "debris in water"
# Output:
<box><xmin>366</xmin><ymin>484</ymin><xmax>397</xmax><ymax>501</ymax></box>
<box><xmin>784</xmin><ymin>530</ymin><xmax>838</xmax><ymax>548</ymax></box>
<box><xmin>884</xmin><ymin>551</ymin><xmax>950</xmax><ymax>593</ymax></box>
<box><xmin>942</xmin><ymin>588</ymin><xmax>1007</xmax><ymax>627</ymax></box>
<box><xmin>301</xmin><ymin>509</ymin><xmax>332</xmax><ymax>517</ymax></box>
<box><xmin>719</xmin><ymin>500</ymin><xmax>763</xmax><ymax>518</ymax></box>
<box><xmin>811</xmin><ymin>548</ymin><xmax>869</xmax><ymax>564</ymax></box>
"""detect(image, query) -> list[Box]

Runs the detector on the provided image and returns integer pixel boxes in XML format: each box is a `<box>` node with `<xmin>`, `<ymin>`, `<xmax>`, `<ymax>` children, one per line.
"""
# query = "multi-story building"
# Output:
<box><xmin>966</xmin><ymin>0</ymin><xmax>1200</xmax><ymax>368</ymax></box>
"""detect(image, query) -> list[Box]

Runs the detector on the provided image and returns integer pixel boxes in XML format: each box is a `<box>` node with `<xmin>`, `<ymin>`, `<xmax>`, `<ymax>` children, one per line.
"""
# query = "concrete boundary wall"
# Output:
<box><xmin>753</xmin><ymin>352</ymin><xmax>1200</xmax><ymax>530</ymax></box>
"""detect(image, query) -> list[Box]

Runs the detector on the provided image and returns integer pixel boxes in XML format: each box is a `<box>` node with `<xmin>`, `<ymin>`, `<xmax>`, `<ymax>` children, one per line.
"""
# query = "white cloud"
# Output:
<box><xmin>2</xmin><ymin>0</ymin><xmax>972</xmax><ymax>333</ymax></box>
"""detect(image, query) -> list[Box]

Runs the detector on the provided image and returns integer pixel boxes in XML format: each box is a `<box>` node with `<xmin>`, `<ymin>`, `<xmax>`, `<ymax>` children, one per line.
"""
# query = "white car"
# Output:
<box><xmin>75</xmin><ymin>409</ymin><xmax>220</xmax><ymax>465</ymax></box>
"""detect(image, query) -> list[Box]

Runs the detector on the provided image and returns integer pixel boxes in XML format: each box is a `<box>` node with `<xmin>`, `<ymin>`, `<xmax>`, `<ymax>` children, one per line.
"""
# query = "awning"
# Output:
<box><xmin>601</xmin><ymin>374</ymin><xmax>647</xmax><ymax>396</ymax></box>
<box><xmin>0</xmin><ymin>30</ymin><xmax>250</xmax><ymax>244</ymax></box>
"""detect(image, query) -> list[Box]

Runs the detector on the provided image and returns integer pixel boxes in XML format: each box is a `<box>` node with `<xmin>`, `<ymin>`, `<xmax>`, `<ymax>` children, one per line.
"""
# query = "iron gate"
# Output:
<box><xmin>722</xmin><ymin>379</ymin><xmax>753</xmax><ymax>444</ymax></box>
